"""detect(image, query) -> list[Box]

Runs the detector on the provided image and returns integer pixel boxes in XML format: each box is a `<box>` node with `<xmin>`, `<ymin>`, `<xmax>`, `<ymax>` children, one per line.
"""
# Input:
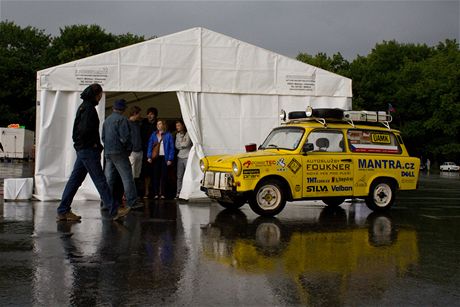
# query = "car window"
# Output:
<box><xmin>260</xmin><ymin>127</ymin><xmax>305</xmax><ymax>150</ymax></box>
<box><xmin>347</xmin><ymin>129</ymin><xmax>401</xmax><ymax>154</ymax></box>
<box><xmin>306</xmin><ymin>129</ymin><xmax>345</xmax><ymax>152</ymax></box>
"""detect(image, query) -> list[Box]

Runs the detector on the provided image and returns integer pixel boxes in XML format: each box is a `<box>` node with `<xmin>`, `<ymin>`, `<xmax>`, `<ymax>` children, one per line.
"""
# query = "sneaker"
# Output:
<box><xmin>56</xmin><ymin>211</ymin><xmax>81</xmax><ymax>222</ymax></box>
<box><xmin>160</xmin><ymin>195</ymin><xmax>165</xmax><ymax>199</ymax></box>
<box><xmin>130</xmin><ymin>199</ymin><xmax>144</xmax><ymax>210</ymax></box>
<box><xmin>154</xmin><ymin>195</ymin><xmax>159</xmax><ymax>199</ymax></box>
<box><xmin>113</xmin><ymin>207</ymin><xmax>130</xmax><ymax>221</ymax></box>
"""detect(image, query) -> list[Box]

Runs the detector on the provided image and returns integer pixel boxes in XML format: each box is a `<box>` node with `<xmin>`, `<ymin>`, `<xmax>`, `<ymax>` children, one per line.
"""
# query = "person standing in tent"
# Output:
<box><xmin>147</xmin><ymin>119</ymin><xmax>175</xmax><ymax>199</ymax></box>
<box><xmin>175</xmin><ymin>120</ymin><xmax>192</xmax><ymax>199</ymax></box>
<box><xmin>140</xmin><ymin>107</ymin><xmax>158</xmax><ymax>198</ymax></box>
<box><xmin>128</xmin><ymin>106</ymin><xmax>143</xmax><ymax>187</ymax></box>
<box><xmin>102</xmin><ymin>99</ymin><xmax>144</xmax><ymax>212</ymax></box>
<box><xmin>57</xmin><ymin>84</ymin><xmax>129</xmax><ymax>221</ymax></box>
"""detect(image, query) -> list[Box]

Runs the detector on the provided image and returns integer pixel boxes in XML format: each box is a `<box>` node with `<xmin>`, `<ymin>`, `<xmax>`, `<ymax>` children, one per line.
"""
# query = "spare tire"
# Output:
<box><xmin>288</xmin><ymin>111</ymin><xmax>307</xmax><ymax>120</ymax></box>
<box><xmin>312</xmin><ymin>108</ymin><xmax>344</xmax><ymax>119</ymax></box>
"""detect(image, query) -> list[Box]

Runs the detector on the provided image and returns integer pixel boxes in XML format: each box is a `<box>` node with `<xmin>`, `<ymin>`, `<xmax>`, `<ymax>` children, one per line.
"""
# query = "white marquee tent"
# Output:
<box><xmin>35</xmin><ymin>27</ymin><xmax>352</xmax><ymax>201</ymax></box>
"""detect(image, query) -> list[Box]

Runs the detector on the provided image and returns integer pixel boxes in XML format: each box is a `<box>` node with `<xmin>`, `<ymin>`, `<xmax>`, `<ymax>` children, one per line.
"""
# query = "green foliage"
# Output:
<box><xmin>297</xmin><ymin>52</ymin><xmax>350</xmax><ymax>76</ymax></box>
<box><xmin>47</xmin><ymin>24</ymin><xmax>146</xmax><ymax>65</ymax></box>
<box><xmin>0</xmin><ymin>21</ymin><xmax>51</xmax><ymax>128</ymax></box>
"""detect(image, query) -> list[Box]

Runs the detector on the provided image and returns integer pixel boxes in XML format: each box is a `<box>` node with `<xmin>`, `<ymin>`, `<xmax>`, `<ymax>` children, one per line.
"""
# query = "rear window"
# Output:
<box><xmin>347</xmin><ymin>129</ymin><xmax>401</xmax><ymax>154</ymax></box>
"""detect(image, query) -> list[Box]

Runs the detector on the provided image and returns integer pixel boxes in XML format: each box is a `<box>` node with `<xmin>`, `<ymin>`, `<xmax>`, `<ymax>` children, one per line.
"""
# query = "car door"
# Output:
<box><xmin>301</xmin><ymin>129</ymin><xmax>354</xmax><ymax>198</ymax></box>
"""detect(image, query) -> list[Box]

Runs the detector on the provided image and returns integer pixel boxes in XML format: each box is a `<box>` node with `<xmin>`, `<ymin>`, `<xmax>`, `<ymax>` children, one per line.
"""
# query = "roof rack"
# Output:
<box><xmin>280</xmin><ymin>108</ymin><xmax>393</xmax><ymax>129</ymax></box>
<box><xmin>343</xmin><ymin>111</ymin><xmax>392</xmax><ymax>129</ymax></box>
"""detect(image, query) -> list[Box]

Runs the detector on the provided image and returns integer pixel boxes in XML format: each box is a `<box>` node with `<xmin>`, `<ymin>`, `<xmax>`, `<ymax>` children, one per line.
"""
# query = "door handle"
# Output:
<box><xmin>341</xmin><ymin>159</ymin><xmax>352</xmax><ymax>162</ymax></box>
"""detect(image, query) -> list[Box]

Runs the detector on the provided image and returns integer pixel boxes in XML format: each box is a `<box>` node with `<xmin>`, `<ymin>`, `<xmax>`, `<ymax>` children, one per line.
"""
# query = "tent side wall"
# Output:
<box><xmin>34</xmin><ymin>90</ymin><xmax>105</xmax><ymax>200</ymax></box>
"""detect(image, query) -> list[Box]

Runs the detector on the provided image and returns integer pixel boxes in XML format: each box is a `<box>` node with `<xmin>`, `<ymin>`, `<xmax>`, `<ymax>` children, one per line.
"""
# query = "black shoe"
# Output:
<box><xmin>130</xmin><ymin>200</ymin><xmax>144</xmax><ymax>210</ymax></box>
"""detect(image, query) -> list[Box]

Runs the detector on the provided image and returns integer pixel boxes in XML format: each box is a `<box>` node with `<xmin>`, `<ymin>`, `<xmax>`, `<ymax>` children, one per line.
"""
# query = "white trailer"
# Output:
<box><xmin>0</xmin><ymin>128</ymin><xmax>35</xmax><ymax>160</ymax></box>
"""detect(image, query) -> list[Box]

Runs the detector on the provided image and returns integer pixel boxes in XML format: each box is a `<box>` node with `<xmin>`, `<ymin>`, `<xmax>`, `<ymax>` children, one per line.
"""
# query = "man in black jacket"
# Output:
<box><xmin>57</xmin><ymin>84</ymin><xmax>129</xmax><ymax>221</ymax></box>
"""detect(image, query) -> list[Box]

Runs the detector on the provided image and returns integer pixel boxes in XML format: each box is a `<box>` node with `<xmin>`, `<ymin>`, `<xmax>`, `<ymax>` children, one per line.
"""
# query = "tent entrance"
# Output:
<box><xmin>105</xmin><ymin>91</ymin><xmax>182</xmax><ymax>130</ymax></box>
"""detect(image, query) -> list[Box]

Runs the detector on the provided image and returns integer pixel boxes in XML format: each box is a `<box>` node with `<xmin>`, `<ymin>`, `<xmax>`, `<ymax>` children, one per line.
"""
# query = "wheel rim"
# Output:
<box><xmin>256</xmin><ymin>184</ymin><xmax>281</xmax><ymax>210</ymax></box>
<box><xmin>373</xmin><ymin>183</ymin><xmax>392</xmax><ymax>207</ymax></box>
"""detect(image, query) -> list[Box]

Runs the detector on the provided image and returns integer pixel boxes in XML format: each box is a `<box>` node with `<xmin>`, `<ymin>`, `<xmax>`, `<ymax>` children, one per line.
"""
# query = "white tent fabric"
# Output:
<box><xmin>35</xmin><ymin>27</ymin><xmax>352</xmax><ymax>201</ymax></box>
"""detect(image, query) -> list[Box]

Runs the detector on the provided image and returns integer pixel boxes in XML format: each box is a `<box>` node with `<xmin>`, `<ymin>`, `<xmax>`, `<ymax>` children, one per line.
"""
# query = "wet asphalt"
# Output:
<box><xmin>1</xmin><ymin>162</ymin><xmax>460</xmax><ymax>306</ymax></box>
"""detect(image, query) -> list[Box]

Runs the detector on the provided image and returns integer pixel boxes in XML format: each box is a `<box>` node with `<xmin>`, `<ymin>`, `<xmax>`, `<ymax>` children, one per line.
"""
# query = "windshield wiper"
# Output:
<box><xmin>267</xmin><ymin>144</ymin><xmax>280</xmax><ymax>150</ymax></box>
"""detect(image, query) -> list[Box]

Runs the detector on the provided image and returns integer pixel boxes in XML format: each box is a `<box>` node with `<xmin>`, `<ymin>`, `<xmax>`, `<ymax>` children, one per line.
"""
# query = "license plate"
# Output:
<box><xmin>208</xmin><ymin>189</ymin><xmax>222</xmax><ymax>198</ymax></box>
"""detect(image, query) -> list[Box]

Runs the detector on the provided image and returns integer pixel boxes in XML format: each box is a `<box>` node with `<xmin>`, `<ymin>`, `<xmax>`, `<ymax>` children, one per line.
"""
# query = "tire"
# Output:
<box><xmin>322</xmin><ymin>197</ymin><xmax>346</xmax><ymax>207</ymax></box>
<box><xmin>312</xmin><ymin>108</ymin><xmax>344</xmax><ymax>119</ymax></box>
<box><xmin>217</xmin><ymin>197</ymin><xmax>246</xmax><ymax>210</ymax></box>
<box><xmin>288</xmin><ymin>111</ymin><xmax>307</xmax><ymax>120</ymax></box>
<box><xmin>249</xmin><ymin>179</ymin><xmax>287</xmax><ymax>217</ymax></box>
<box><xmin>365</xmin><ymin>179</ymin><xmax>396</xmax><ymax>211</ymax></box>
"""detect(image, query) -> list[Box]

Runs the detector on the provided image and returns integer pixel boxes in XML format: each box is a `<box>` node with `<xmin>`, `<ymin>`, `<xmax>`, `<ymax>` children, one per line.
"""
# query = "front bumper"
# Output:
<box><xmin>201</xmin><ymin>171</ymin><xmax>243</xmax><ymax>201</ymax></box>
<box><xmin>201</xmin><ymin>171</ymin><xmax>235</xmax><ymax>190</ymax></box>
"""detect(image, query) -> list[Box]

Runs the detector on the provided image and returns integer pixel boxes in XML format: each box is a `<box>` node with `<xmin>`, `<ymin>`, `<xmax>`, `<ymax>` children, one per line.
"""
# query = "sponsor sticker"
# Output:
<box><xmin>288</xmin><ymin>158</ymin><xmax>302</xmax><ymax>174</ymax></box>
<box><xmin>331</xmin><ymin>177</ymin><xmax>353</xmax><ymax>183</ymax></box>
<box><xmin>371</xmin><ymin>133</ymin><xmax>391</xmax><ymax>144</ymax></box>
<box><xmin>243</xmin><ymin>169</ymin><xmax>260</xmax><ymax>179</ymax></box>
<box><xmin>243</xmin><ymin>160</ymin><xmax>276</xmax><ymax>168</ymax></box>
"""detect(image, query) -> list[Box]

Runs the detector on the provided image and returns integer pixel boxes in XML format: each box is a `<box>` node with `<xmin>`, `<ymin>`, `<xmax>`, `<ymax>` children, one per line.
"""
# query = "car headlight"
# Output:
<box><xmin>279</xmin><ymin>109</ymin><xmax>286</xmax><ymax>121</ymax></box>
<box><xmin>200</xmin><ymin>158</ymin><xmax>208</xmax><ymax>173</ymax></box>
<box><xmin>232</xmin><ymin>160</ymin><xmax>242</xmax><ymax>176</ymax></box>
<box><xmin>305</xmin><ymin>106</ymin><xmax>313</xmax><ymax>117</ymax></box>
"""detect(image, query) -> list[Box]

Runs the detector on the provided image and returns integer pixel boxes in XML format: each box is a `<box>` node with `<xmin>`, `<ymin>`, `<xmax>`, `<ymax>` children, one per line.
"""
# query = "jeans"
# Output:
<box><xmin>105</xmin><ymin>153</ymin><xmax>138</xmax><ymax>207</ymax></box>
<box><xmin>58</xmin><ymin>148</ymin><xmax>115</xmax><ymax>216</ymax></box>
<box><xmin>176</xmin><ymin>157</ymin><xmax>187</xmax><ymax>196</ymax></box>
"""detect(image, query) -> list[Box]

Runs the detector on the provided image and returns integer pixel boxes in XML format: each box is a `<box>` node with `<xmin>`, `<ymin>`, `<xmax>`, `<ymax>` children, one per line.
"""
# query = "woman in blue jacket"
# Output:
<box><xmin>147</xmin><ymin>120</ymin><xmax>175</xmax><ymax>199</ymax></box>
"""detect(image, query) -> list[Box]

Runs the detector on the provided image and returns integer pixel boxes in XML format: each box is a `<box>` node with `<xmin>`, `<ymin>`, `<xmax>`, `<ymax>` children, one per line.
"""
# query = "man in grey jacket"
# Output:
<box><xmin>102</xmin><ymin>99</ymin><xmax>143</xmax><ymax>214</ymax></box>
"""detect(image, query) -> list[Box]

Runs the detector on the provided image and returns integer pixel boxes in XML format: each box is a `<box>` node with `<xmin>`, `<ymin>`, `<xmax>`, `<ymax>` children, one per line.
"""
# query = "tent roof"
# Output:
<box><xmin>38</xmin><ymin>27</ymin><xmax>351</xmax><ymax>97</ymax></box>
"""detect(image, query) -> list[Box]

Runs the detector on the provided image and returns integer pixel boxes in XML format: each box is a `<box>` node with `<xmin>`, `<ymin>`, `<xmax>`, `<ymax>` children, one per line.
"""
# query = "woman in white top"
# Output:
<box><xmin>175</xmin><ymin>120</ymin><xmax>192</xmax><ymax>198</ymax></box>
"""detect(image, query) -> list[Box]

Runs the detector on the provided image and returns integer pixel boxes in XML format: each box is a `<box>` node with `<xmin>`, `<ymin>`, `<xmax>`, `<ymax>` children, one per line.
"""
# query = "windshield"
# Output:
<box><xmin>260</xmin><ymin>127</ymin><xmax>305</xmax><ymax>150</ymax></box>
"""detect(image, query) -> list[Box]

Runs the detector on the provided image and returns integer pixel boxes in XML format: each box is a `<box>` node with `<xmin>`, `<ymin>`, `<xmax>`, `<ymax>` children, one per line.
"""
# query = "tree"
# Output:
<box><xmin>297</xmin><ymin>52</ymin><xmax>350</xmax><ymax>76</ymax></box>
<box><xmin>0</xmin><ymin>21</ymin><xmax>51</xmax><ymax>129</ymax></box>
<box><xmin>46</xmin><ymin>24</ymin><xmax>145</xmax><ymax>66</ymax></box>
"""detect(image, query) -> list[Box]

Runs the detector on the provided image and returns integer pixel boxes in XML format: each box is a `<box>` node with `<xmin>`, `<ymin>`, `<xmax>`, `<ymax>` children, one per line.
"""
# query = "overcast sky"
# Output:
<box><xmin>1</xmin><ymin>0</ymin><xmax>459</xmax><ymax>60</ymax></box>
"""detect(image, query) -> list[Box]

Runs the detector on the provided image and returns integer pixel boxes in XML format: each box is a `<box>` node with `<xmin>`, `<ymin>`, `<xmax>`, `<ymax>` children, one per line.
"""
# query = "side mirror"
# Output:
<box><xmin>302</xmin><ymin>143</ymin><xmax>314</xmax><ymax>154</ymax></box>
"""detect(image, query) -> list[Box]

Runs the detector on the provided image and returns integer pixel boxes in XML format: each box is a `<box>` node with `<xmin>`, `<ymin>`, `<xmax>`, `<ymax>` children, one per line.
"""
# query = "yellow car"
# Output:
<box><xmin>200</xmin><ymin>107</ymin><xmax>420</xmax><ymax>216</ymax></box>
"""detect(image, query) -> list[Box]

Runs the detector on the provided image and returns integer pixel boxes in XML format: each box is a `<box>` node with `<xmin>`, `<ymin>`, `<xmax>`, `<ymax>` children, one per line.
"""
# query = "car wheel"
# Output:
<box><xmin>365</xmin><ymin>179</ymin><xmax>396</xmax><ymax>211</ymax></box>
<box><xmin>217</xmin><ymin>197</ymin><xmax>246</xmax><ymax>210</ymax></box>
<box><xmin>322</xmin><ymin>197</ymin><xmax>346</xmax><ymax>207</ymax></box>
<box><xmin>249</xmin><ymin>179</ymin><xmax>286</xmax><ymax>216</ymax></box>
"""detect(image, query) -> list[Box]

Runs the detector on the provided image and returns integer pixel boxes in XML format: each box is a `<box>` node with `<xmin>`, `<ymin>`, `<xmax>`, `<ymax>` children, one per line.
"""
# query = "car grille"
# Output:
<box><xmin>202</xmin><ymin>171</ymin><xmax>234</xmax><ymax>190</ymax></box>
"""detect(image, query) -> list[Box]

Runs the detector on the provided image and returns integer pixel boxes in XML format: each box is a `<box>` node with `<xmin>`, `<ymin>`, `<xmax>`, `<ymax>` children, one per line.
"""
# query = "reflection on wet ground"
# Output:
<box><xmin>0</xmin><ymin>163</ymin><xmax>459</xmax><ymax>305</ymax></box>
